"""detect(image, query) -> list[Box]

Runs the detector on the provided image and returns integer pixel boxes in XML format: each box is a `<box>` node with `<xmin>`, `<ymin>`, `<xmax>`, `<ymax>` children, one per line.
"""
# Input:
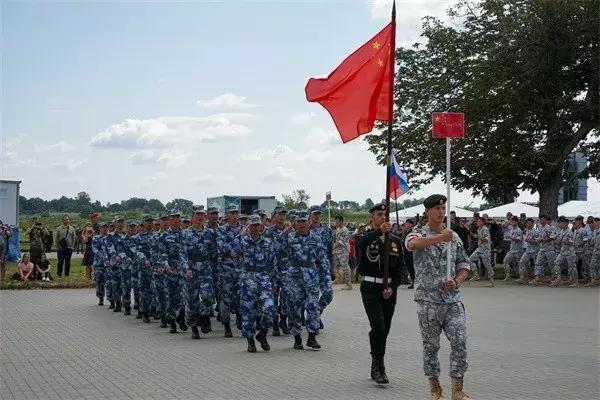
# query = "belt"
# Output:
<box><xmin>362</xmin><ymin>276</ymin><xmax>384</xmax><ymax>284</ymax></box>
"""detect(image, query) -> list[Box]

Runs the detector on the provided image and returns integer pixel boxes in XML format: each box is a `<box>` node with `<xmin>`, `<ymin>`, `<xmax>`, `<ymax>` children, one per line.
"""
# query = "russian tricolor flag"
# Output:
<box><xmin>389</xmin><ymin>150</ymin><xmax>410</xmax><ymax>200</ymax></box>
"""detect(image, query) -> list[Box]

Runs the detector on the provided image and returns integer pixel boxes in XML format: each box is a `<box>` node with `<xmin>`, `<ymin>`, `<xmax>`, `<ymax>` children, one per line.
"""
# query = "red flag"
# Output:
<box><xmin>305</xmin><ymin>22</ymin><xmax>395</xmax><ymax>143</ymax></box>
<box><xmin>432</xmin><ymin>112</ymin><xmax>465</xmax><ymax>138</ymax></box>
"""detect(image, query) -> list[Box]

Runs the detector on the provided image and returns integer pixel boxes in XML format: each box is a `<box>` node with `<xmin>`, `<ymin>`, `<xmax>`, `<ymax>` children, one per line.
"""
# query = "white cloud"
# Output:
<box><xmin>291</xmin><ymin>112</ymin><xmax>317</xmax><ymax>126</ymax></box>
<box><xmin>143</xmin><ymin>172</ymin><xmax>168</xmax><ymax>182</ymax></box>
<box><xmin>51</xmin><ymin>158</ymin><xmax>88</xmax><ymax>172</ymax></box>
<box><xmin>34</xmin><ymin>141</ymin><xmax>75</xmax><ymax>153</ymax></box>
<box><xmin>307</xmin><ymin>126</ymin><xmax>342</xmax><ymax>147</ymax></box>
<box><xmin>90</xmin><ymin>115</ymin><xmax>253</xmax><ymax>149</ymax></box>
<box><xmin>239</xmin><ymin>144</ymin><xmax>293</xmax><ymax>161</ymax></box>
<box><xmin>157</xmin><ymin>149</ymin><xmax>187</xmax><ymax>168</ymax></box>
<box><xmin>196</xmin><ymin>93</ymin><xmax>259</xmax><ymax>110</ymax></box>
<box><xmin>129</xmin><ymin>150</ymin><xmax>156</xmax><ymax>164</ymax></box>
<box><xmin>263</xmin><ymin>166</ymin><xmax>296</xmax><ymax>183</ymax></box>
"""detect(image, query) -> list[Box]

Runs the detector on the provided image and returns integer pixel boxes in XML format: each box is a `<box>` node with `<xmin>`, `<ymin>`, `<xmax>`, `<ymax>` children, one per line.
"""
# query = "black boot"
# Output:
<box><xmin>293</xmin><ymin>334</ymin><xmax>303</xmax><ymax>350</ymax></box>
<box><xmin>216</xmin><ymin>312</ymin><xmax>222</xmax><ymax>323</ymax></box>
<box><xmin>224</xmin><ymin>323</ymin><xmax>233</xmax><ymax>338</ymax></box>
<box><xmin>191</xmin><ymin>326</ymin><xmax>200</xmax><ymax>339</ymax></box>
<box><xmin>136</xmin><ymin>310</ymin><xmax>143</xmax><ymax>319</ymax></box>
<box><xmin>408</xmin><ymin>279</ymin><xmax>414</xmax><ymax>289</ymax></box>
<box><xmin>306</xmin><ymin>332</ymin><xmax>321</xmax><ymax>349</ymax></box>
<box><xmin>124</xmin><ymin>306</ymin><xmax>131</xmax><ymax>316</ymax></box>
<box><xmin>113</xmin><ymin>301</ymin><xmax>122</xmax><ymax>312</ymax></box>
<box><xmin>279</xmin><ymin>314</ymin><xmax>290</xmax><ymax>335</ymax></box>
<box><xmin>371</xmin><ymin>357</ymin><xmax>380</xmax><ymax>380</ymax></box>
<box><xmin>133</xmin><ymin>303</ymin><xmax>139</xmax><ymax>311</ymax></box>
<box><xmin>109</xmin><ymin>300</ymin><xmax>115</xmax><ymax>310</ymax></box>
<box><xmin>159</xmin><ymin>314</ymin><xmax>167</xmax><ymax>328</ymax></box>
<box><xmin>272</xmin><ymin>315</ymin><xmax>281</xmax><ymax>337</ymax></box>
<box><xmin>98</xmin><ymin>298</ymin><xmax>104</xmax><ymax>306</ymax></box>
<box><xmin>142</xmin><ymin>313</ymin><xmax>150</xmax><ymax>323</ymax></box>
<box><xmin>247</xmin><ymin>337</ymin><xmax>257</xmax><ymax>353</ymax></box>
<box><xmin>255</xmin><ymin>329</ymin><xmax>271</xmax><ymax>351</ymax></box>
<box><xmin>169</xmin><ymin>320</ymin><xmax>177</xmax><ymax>334</ymax></box>
<box><xmin>200</xmin><ymin>316</ymin><xmax>212</xmax><ymax>334</ymax></box>
<box><xmin>319</xmin><ymin>319</ymin><xmax>324</xmax><ymax>330</ymax></box>
<box><xmin>153</xmin><ymin>313</ymin><xmax>160</xmax><ymax>320</ymax></box>
<box><xmin>235</xmin><ymin>313</ymin><xmax>242</xmax><ymax>331</ymax></box>
<box><xmin>375</xmin><ymin>357</ymin><xmax>389</xmax><ymax>384</ymax></box>
<box><xmin>150</xmin><ymin>306</ymin><xmax>157</xmax><ymax>317</ymax></box>
<box><xmin>177</xmin><ymin>316</ymin><xmax>188</xmax><ymax>332</ymax></box>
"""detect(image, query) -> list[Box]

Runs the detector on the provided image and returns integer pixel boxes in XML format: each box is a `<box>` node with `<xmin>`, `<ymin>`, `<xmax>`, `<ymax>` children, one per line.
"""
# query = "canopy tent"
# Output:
<box><xmin>478</xmin><ymin>202</ymin><xmax>539</xmax><ymax>218</ymax></box>
<box><xmin>389</xmin><ymin>204</ymin><xmax>472</xmax><ymax>223</ymax></box>
<box><xmin>557</xmin><ymin>200</ymin><xmax>600</xmax><ymax>218</ymax></box>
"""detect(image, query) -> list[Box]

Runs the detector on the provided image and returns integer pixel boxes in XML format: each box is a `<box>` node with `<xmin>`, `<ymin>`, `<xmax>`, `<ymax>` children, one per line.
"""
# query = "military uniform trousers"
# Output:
<box><xmin>318</xmin><ymin>268</ymin><xmax>334</xmax><ymax>312</ymax></box>
<box><xmin>333</xmin><ymin>250</ymin><xmax>351</xmax><ymax>284</ymax></box>
<box><xmin>416</xmin><ymin>301</ymin><xmax>468</xmax><ymax>379</ymax></box>
<box><xmin>120</xmin><ymin>268</ymin><xmax>132</xmax><ymax>308</ymax></box>
<box><xmin>589</xmin><ymin>252</ymin><xmax>600</xmax><ymax>279</ymax></box>
<box><xmin>469</xmin><ymin>247</ymin><xmax>493</xmax><ymax>278</ymax></box>
<box><xmin>94</xmin><ymin>265</ymin><xmax>107</xmax><ymax>300</ymax></box>
<box><xmin>105</xmin><ymin>266</ymin><xmax>113</xmax><ymax>301</ymax></box>
<box><xmin>138</xmin><ymin>265</ymin><xmax>153</xmax><ymax>314</ymax></box>
<box><xmin>534</xmin><ymin>250</ymin><xmax>557</xmax><ymax>277</ymax></box>
<box><xmin>163</xmin><ymin>261</ymin><xmax>185</xmax><ymax>322</ymax></box>
<box><xmin>132</xmin><ymin>264</ymin><xmax>140</xmax><ymax>308</ymax></box>
<box><xmin>581</xmin><ymin>251</ymin><xmax>592</xmax><ymax>278</ymax></box>
<box><xmin>360</xmin><ymin>281</ymin><xmax>397</xmax><ymax>357</ymax></box>
<box><xmin>518</xmin><ymin>252</ymin><xmax>537</xmax><ymax>277</ymax></box>
<box><xmin>153</xmin><ymin>272</ymin><xmax>166</xmax><ymax>316</ymax></box>
<box><xmin>553</xmin><ymin>252</ymin><xmax>577</xmax><ymax>279</ymax></box>
<box><xmin>111</xmin><ymin>266</ymin><xmax>122</xmax><ymax>302</ymax></box>
<box><xmin>183</xmin><ymin>262</ymin><xmax>215</xmax><ymax>328</ymax></box>
<box><xmin>240</xmin><ymin>271</ymin><xmax>275</xmax><ymax>339</ymax></box>
<box><xmin>286</xmin><ymin>266</ymin><xmax>320</xmax><ymax>335</ymax></box>
<box><xmin>273</xmin><ymin>265</ymin><xmax>290</xmax><ymax>316</ymax></box>
<box><xmin>218</xmin><ymin>262</ymin><xmax>240</xmax><ymax>325</ymax></box>
<box><xmin>503</xmin><ymin>250</ymin><xmax>523</xmax><ymax>276</ymax></box>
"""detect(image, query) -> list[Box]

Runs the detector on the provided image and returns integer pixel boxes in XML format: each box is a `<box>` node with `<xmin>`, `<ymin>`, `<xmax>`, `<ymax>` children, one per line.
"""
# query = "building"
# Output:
<box><xmin>0</xmin><ymin>180</ymin><xmax>21</xmax><ymax>226</ymax></box>
<box><xmin>206</xmin><ymin>195</ymin><xmax>278</xmax><ymax>216</ymax></box>
<box><xmin>558</xmin><ymin>152</ymin><xmax>588</xmax><ymax>205</ymax></box>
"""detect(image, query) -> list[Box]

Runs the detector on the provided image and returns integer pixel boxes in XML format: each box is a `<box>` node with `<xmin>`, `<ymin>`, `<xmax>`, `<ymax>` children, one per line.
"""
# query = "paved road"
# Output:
<box><xmin>1</xmin><ymin>283</ymin><xmax>598</xmax><ymax>400</ymax></box>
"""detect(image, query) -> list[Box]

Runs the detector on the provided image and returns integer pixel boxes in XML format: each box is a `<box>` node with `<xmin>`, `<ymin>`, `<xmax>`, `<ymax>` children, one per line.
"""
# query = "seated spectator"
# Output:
<box><xmin>34</xmin><ymin>253</ymin><xmax>53</xmax><ymax>282</ymax></box>
<box><xmin>13</xmin><ymin>253</ymin><xmax>40</xmax><ymax>281</ymax></box>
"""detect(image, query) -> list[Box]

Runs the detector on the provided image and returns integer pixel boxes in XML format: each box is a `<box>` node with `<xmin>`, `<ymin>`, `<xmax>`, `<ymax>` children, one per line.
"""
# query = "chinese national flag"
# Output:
<box><xmin>305</xmin><ymin>22</ymin><xmax>395</xmax><ymax>143</ymax></box>
<box><xmin>432</xmin><ymin>112</ymin><xmax>465</xmax><ymax>138</ymax></box>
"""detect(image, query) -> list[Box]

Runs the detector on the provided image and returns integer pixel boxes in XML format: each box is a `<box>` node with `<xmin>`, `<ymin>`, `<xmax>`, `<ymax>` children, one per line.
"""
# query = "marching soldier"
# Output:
<box><xmin>502</xmin><ymin>216</ymin><xmax>523</xmax><ymax>281</ymax></box>
<box><xmin>531</xmin><ymin>215</ymin><xmax>557</xmax><ymax>286</ymax></box>
<box><xmin>135</xmin><ymin>216</ymin><xmax>155</xmax><ymax>323</ymax></box>
<box><xmin>309</xmin><ymin>205</ymin><xmax>334</xmax><ymax>328</ymax></box>
<box><xmin>92</xmin><ymin>222</ymin><xmax>109</xmax><ymax>306</ymax></box>
<box><xmin>517</xmin><ymin>218</ymin><xmax>539</xmax><ymax>283</ymax></box>
<box><xmin>550</xmin><ymin>217</ymin><xmax>578</xmax><ymax>287</ymax></box>
<box><xmin>405</xmin><ymin>195</ymin><xmax>473</xmax><ymax>400</ymax></box>
<box><xmin>468</xmin><ymin>217</ymin><xmax>494</xmax><ymax>286</ymax></box>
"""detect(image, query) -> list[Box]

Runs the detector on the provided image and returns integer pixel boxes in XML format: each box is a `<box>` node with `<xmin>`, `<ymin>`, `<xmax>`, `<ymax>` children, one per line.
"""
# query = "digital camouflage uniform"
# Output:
<box><xmin>468</xmin><ymin>226</ymin><xmax>493</xmax><ymax>278</ymax></box>
<box><xmin>589</xmin><ymin>230</ymin><xmax>600</xmax><ymax>280</ymax></box>
<box><xmin>534</xmin><ymin>224</ymin><xmax>557</xmax><ymax>277</ymax></box>
<box><xmin>119</xmin><ymin>233</ymin><xmax>136</xmax><ymax>310</ymax></box>
<box><xmin>158</xmin><ymin>228</ymin><xmax>185</xmax><ymax>323</ymax></box>
<box><xmin>91</xmin><ymin>233</ymin><xmax>108</xmax><ymax>301</ymax></box>
<box><xmin>572</xmin><ymin>227</ymin><xmax>586</xmax><ymax>278</ymax></box>
<box><xmin>310</xmin><ymin>223</ymin><xmax>334</xmax><ymax>312</ymax></box>
<box><xmin>553</xmin><ymin>227</ymin><xmax>577</xmax><ymax>280</ymax></box>
<box><xmin>263</xmin><ymin>225</ymin><xmax>291</xmax><ymax>318</ymax></box>
<box><xmin>232</xmin><ymin>232</ymin><xmax>276</xmax><ymax>339</ymax></box>
<box><xmin>180</xmin><ymin>226</ymin><xmax>217</xmax><ymax>328</ymax></box>
<box><xmin>105</xmin><ymin>230</ymin><xmax>126</xmax><ymax>305</ymax></box>
<box><xmin>503</xmin><ymin>226</ymin><xmax>523</xmax><ymax>277</ymax></box>
<box><xmin>130</xmin><ymin>232</ymin><xmax>141</xmax><ymax>309</ymax></box>
<box><xmin>405</xmin><ymin>226</ymin><xmax>471</xmax><ymax>379</ymax></box>
<box><xmin>216</xmin><ymin>223</ymin><xmax>243</xmax><ymax>326</ymax></box>
<box><xmin>518</xmin><ymin>228</ymin><xmax>539</xmax><ymax>277</ymax></box>
<box><xmin>280</xmin><ymin>230</ymin><xmax>329</xmax><ymax>335</ymax></box>
<box><xmin>152</xmin><ymin>230</ymin><xmax>166</xmax><ymax>319</ymax></box>
<box><xmin>135</xmin><ymin>230</ymin><xmax>155</xmax><ymax>317</ymax></box>
<box><xmin>333</xmin><ymin>225</ymin><xmax>351</xmax><ymax>284</ymax></box>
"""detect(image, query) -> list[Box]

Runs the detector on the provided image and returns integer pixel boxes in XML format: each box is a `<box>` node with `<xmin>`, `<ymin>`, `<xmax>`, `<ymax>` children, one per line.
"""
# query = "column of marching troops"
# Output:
<box><xmin>90</xmin><ymin>204</ymin><xmax>334</xmax><ymax>352</ymax></box>
<box><xmin>468</xmin><ymin>214</ymin><xmax>600</xmax><ymax>287</ymax></box>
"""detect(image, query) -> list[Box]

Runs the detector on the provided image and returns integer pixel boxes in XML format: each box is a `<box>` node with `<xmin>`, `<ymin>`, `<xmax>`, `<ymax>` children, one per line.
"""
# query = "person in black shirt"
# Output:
<box><xmin>455</xmin><ymin>218</ymin><xmax>470</xmax><ymax>249</ymax></box>
<box><xmin>356</xmin><ymin>203</ymin><xmax>403</xmax><ymax>385</ymax></box>
<box><xmin>401</xmin><ymin>218</ymin><xmax>416</xmax><ymax>288</ymax></box>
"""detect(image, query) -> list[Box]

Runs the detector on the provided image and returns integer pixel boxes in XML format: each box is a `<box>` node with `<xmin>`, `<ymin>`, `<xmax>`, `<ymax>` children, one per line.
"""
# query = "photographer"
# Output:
<box><xmin>55</xmin><ymin>214</ymin><xmax>76</xmax><ymax>277</ymax></box>
<box><xmin>28</xmin><ymin>217</ymin><xmax>48</xmax><ymax>269</ymax></box>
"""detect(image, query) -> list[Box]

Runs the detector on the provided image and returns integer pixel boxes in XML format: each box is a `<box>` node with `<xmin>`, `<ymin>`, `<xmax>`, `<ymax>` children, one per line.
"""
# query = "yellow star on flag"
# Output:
<box><xmin>377</xmin><ymin>58</ymin><xmax>384</xmax><ymax>67</ymax></box>
<box><xmin>372</xmin><ymin>41</ymin><xmax>382</xmax><ymax>50</ymax></box>
<box><xmin>434</xmin><ymin>116</ymin><xmax>442</xmax><ymax>122</ymax></box>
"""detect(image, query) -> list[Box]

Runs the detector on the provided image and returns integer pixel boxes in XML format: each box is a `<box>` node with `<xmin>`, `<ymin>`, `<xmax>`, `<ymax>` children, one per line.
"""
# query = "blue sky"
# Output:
<box><xmin>2</xmin><ymin>0</ymin><xmax>598</xmax><ymax>208</ymax></box>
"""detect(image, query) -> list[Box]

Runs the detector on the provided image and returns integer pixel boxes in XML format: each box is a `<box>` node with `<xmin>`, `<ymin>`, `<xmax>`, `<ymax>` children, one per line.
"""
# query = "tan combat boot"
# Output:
<box><xmin>487</xmin><ymin>277</ymin><xmax>494</xmax><ymax>287</ymax></box>
<box><xmin>451</xmin><ymin>378</ymin><xmax>472</xmax><ymax>400</ymax></box>
<box><xmin>568</xmin><ymin>278</ymin><xmax>579</xmax><ymax>287</ymax></box>
<box><xmin>549</xmin><ymin>277</ymin><xmax>562</xmax><ymax>287</ymax></box>
<box><xmin>429</xmin><ymin>377</ymin><xmax>445</xmax><ymax>400</ymax></box>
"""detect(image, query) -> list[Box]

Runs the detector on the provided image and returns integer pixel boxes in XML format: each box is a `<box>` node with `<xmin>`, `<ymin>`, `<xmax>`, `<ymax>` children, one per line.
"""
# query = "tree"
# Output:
<box><xmin>361</xmin><ymin>198</ymin><xmax>375</xmax><ymax>211</ymax></box>
<box><xmin>165</xmin><ymin>198</ymin><xmax>194</xmax><ymax>214</ymax></box>
<box><xmin>366</xmin><ymin>0</ymin><xmax>599</xmax><ymax>217</ymax></box>
<box><xmin>281</xmin><ymin>189</ymin><xmax>310</xmax><ymax>210</ymax></box>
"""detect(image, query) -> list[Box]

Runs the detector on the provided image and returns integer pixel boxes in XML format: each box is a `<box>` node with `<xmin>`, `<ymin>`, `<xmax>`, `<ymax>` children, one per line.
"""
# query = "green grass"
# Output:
<box><xmin>0</xmin><ymin>258</ymin><xmax>93</xmax><ymax>290</ymax></box>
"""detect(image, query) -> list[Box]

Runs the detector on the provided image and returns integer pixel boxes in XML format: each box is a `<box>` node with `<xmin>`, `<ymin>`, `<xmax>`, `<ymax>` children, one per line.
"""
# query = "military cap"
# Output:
<box><xmin>142</xmin><ymin>214</ymin><xmax>153</xmax><ymax>222</ymax></box>
<box><xmin>100</xmin><ymin>222</ymin><xmax>108</xmax><ymax>227</ymax></box>
<box><xmin>309</xmin><ymin>205</ymin><xmax>322</xmax><ymax>214</ymax></box>
<box><xmin>405</xmin><ymin>218</ymin><xmax>415</xmax><ymax>224</ymax></box>
<box><xmin>273</xmin><ymin>206</ymin><xmax>287</xmax><ymax>214</ymax></box>
<box><xmin>109</xmin><ymin>222</ymin><xmax>116</xmax><ymax>227</ymax></box>
<box><xmin>182</xmin><ymin>217</ymin><xmax>191</xmax><ymax>223</ymax></box>
<box><xmin>288</xmin><ymin>210</ymin><xmax>298</xmax><ymax>220</ymax></box>
<box><xmin>296</xmin><ymin>210</ymin><xmax>309</xmax><ymax>221</ymax></box>
<box><xmin>239</xmin><ymin>213</ymin><xmax>248</xmax><ymax>220</ymax></box>
<box><xmin>255</xmin><ymin>209</ymin><xmax>266</xmax><ymax>216</ymax></box>
<box><xmin>192</xmin><ymin>205</ymin><xmax>205</xmax><ymax>214</ymax></box>
<box><xmin>248</xmin><ymin>214</ymin><xmax>262</xmax><ymax>225</ymax></box>
<box><xmin>207</xmin><ymin>206</ymin><xmax>219</xmax><ymax>214</ymax></box>
<box><xmin>558</xmin><ymin>216</ymin><xmax>569</xmax><ymax>223</ymax></box>
<box><xmin>226</xmin><ymin>205</ymin><xmax>239</xmax><ymax>213</ymax></box>
<box><xmin>160</xmin><ymin>214</ymin><xmax>169</xmax><ymax>220</ymax></box>
<box><xmin>90</xmin><ymin>212</ymin><xmax>100</xmax><ymax>219</ymax></box>
<box><xmin>423</xmin><ymin>194</ymin><xmax>447</xmax><ymax>209</ymax></box>
<box><xmin>575</xmin><ymin>215</ymin><xmax>584</xmax><ymax>221</ymax></box>
<box><xmin>115</xmin><ymin>215</ymin><xmax>124</xmax><ymax>221</ymax></box>
<box><xmin>128</xmin><ymin>220</ymin><xmax>137</xmax><ymax>227</ymax></box>
<box><xmin>169</xmin><ymin>209</ymin><xmax>181</xmax><ymax>217</ymax></box>
<box><xmin>369</xmin><ymin>203</ymin><xmax>386</xmax><ymax>213</ymax></box>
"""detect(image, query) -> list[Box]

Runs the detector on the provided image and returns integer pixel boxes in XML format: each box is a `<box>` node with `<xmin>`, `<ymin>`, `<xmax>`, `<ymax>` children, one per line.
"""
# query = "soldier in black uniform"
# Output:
<box><xmin>357</xmin><ymin>203</ymin><xmax>404</xmax><ymax>385</ymax></box>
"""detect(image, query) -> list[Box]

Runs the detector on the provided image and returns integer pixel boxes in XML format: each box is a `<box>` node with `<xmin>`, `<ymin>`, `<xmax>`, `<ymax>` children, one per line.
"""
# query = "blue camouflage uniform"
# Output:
<box><xmin>309</xmin><ymin>206</ymin><xmax>334</xmax><ymax>314</ymax></box>
<box><xmin>106</xmin><ymin>229</ymin><xmax>126</xmax><ymax>306</ymax></box>
<box><xmin>232</xmin><ymin>224</ymin><xmax>276</xmax><ymax>339</ymax></box>
<box><xmin>279</xmin><ymin>222</ymin><xmax>329</xmax><ymax>336</ymax></box>
<box><xmin>263</xmin><ymin>224</ymin><xmax>291</xmax><ymax>319</ymax></box>
<box><xmin>216</xmin><ymin>222</ymin><xmax>243</xmax><ymax>326</ymax></box>
<box><xmin>180</xmin><ymin>225</ymin><xmax>217</xmax><ymax>328</ymax></box>
<box><xmin>129</xmin><ymin>227</ymin><xmax>141</xmax><ymax>310</ymax></box>
<box><xmin>158</xmin><ymin>228</ymin><xmax>185</xmax><ymax>323</ymax></box>
<box><xmin>135</xmin><ymin>227</ymin><xmax>155</xmax><ymax>317</ymax></box>
<box><xmin>151</xmin><ymin>228</ymin><xmax>167</xmax><ymax>320</ymax></box>
<box><xmin>92</xmin><ymin>229</ymin><xmax>108</xmax><ymax>301</ymax></box>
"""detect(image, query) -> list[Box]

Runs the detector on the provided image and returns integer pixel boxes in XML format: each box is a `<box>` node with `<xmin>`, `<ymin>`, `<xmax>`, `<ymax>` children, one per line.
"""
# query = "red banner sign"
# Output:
<box><xmin>432</xmin><ymin>112</ymin><xmax>465</xmax><ymax>138</ymax></box>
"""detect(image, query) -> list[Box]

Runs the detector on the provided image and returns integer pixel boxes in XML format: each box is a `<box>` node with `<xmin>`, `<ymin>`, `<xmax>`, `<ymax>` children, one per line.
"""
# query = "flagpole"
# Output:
<box><xmin>383</xmin><ymin>0</ymin><xmax>396</xmax><ymax>289</ymax></box>
<box><xmin>446</xmin><ymin>137</ymin><xmax>452</xmax><ymax>278</ymax></box>
<box><xmin>328</xmin><ymin>198</ymin><xmax>331</xmax><ymax>227</ymax></box>
<box><xmin>394</xmin><ymin>199</ymin><xmax>400</xmax><ymax>225</ymax></box>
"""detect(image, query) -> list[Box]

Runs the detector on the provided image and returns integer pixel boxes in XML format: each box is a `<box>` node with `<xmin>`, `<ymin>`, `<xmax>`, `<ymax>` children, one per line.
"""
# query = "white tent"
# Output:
<box><xmin>389</xmin><ymin>204</ymin><xmax>472</xmax><ymax>223</ymax></box>
<box><xmin>478</xmin><ymin>202</ymin><xmax>539</xmax><ymax>218</ymax></box>
<box><xmin>557</xmin><ymin>200</ymin><xmax>600</xmax><ymax>217</ymax></box>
